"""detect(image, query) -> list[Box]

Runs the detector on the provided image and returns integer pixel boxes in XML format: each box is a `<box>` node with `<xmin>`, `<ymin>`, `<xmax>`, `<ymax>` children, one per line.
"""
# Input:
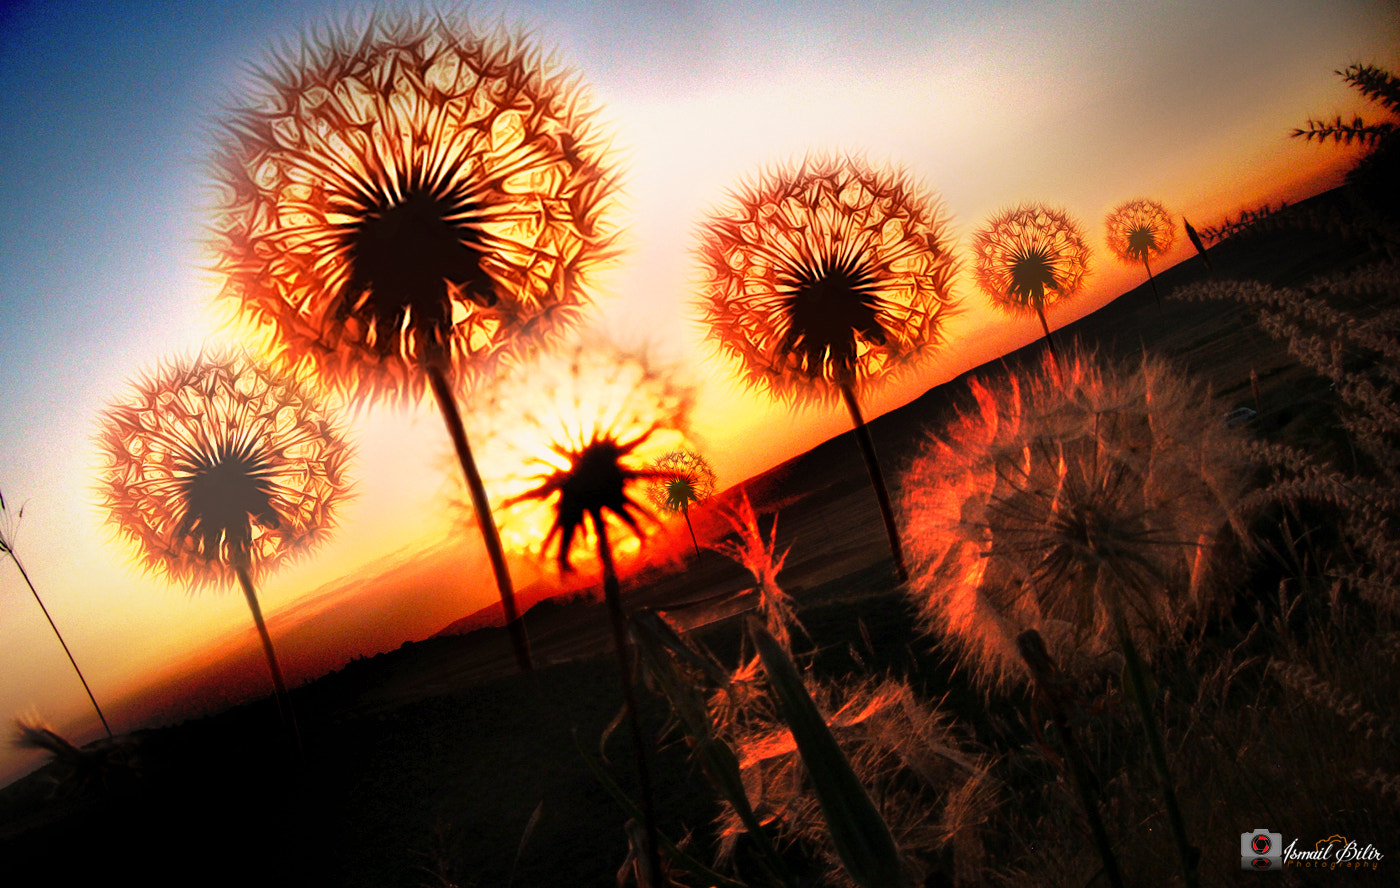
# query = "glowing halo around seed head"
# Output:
<box><xmin>209</xmin><ymin>12</ymin><xmax>621</xmax><ymax>406</ymax></box>
<box><xmin>94</xmin><ymin>352</ymin><xmax>354</xmax><ymax>588</ymax></box>
<box><xmin>694</xmin><ymin>154</ymin><xmax>960</xmax><ymax>407</ymax></box>
<box><xmin>474</xmin><ymin>344</ymin><xmax>698</xmax><ymax>577</ymax></box>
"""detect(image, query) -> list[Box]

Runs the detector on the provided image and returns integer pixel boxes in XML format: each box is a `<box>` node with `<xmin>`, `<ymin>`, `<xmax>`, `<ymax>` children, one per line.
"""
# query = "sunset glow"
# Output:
<box><xmin>0</xmin><ymin>0</ymin><xmax>1392</xmax><ymax>788</ymax></box>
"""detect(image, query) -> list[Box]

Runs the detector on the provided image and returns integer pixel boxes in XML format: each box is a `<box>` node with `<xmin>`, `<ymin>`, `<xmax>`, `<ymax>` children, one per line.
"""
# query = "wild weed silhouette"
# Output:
<box><xmin>95</xmin><ymin>352</ymin><xmax>353</xmax><ymax>749</ymax></box>
<box><xmin>970</xmin><ymin>203</ymin><xmax>1091</xmax><ymax>368</ymax></box>
<box><xmin>500</xmin><ymin>344</ymin><xmax>697</xmax><ymax>884</ymax></box>
<box><xmin>1</xmin><ymin>490</ymin><xmax>111</xmax><ymax>737</ymax></box>
<box><xmin>210</xmin><ymin>13</ymin><xmax>622</xmax><ymax>672</ymax></box>
<box><xmin>695</xmin><ymin>154</ymin><xmax>960</xmax><ymax>582</ymax></box>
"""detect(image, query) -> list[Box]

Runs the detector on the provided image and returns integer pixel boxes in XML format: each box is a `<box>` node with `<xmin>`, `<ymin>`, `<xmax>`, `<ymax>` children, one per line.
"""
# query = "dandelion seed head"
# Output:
<box><xmin>644</xmin><ymin>450</ymin><xmax>716</xmax><ymax>515</ymax></box>
<box><xmin>209</xmin><ymin>13</ymin><xmax>620</xmax><ymax>405</ymax></box>
<box><xmin>899</xmin><ymin>350</ymin><xmax>1251</xmax><ymax>689</ymax></box>
<box><xmin>694</xmin><ymin>154</ymin><xmax>959</xmax><ymax>407</ymax></box>
<box><xmin>971</xmin><ymin>203</ymin><xmax>1091</xmax><ymax>316</ymax></box>
<box><xmin>94</xmin><ymin>352</ymin><xmax>354</xmax><ymax>588</ymax></box>
<box><xmin>478</xmin><ymin>343</ymin><xmax>697</xmax><ymax>576</ymax></box>
<box><xmin>1105</xmin><ymin>198</ymin><xmax>1176</xmax><ymax>265</ymax></box>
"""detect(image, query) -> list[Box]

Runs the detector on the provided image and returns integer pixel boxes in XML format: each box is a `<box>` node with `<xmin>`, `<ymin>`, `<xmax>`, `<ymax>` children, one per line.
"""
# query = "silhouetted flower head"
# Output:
<box><xmin>96</xmin><ymin>353</ymin><xmax>353</xmax><ymax>587</ymax></box>
<box><xmin>899</xmin><ymin>351</ymin><xmax>1251</xmax><ymax>689</ymax></box>
<box><xmin>1105</xmin><ymin>198</ymin><xmax>1176</xmax><ymax>265</ymax></box>
<box><xmin>645</xmin><ymin>450</ymin><xmax>716</xmax><ymax>515</ymax></box>
<box><xmin>694</xmin><ymin>155</ymin><xmax>959</xmax><ymax>406</ymax></box>
<box><xmin>971</xmin><ymin>204</ymin><xmax>1091</xmax><ymax>315</ymax></box>
<box><xmin>480</xmin><ymin>344</ymin><xmax>698</xmax><ymax>575</ymax></box>
<box><xmin>210</xmin><ymin>13</ymin><xmax>620</xmax><ymax>404</ymax></box>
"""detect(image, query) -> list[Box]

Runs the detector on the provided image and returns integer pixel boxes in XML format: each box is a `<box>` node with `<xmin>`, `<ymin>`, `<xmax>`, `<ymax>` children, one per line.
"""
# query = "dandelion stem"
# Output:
<box><xmin>1016</xmin><ymin>630</ymin><xmax>1124</xmax><ymax>888</ymax></box>
<box><xmin>234</xmin><ymin>560</ymin><xmax>301</xmax><ymax>756</ymax></box>
<box><xmin>1114</xmin><ymin>606</ymin><xmax>1199</xmax><ymax>888</ymax></box>
<box><xmin>595</xmin><ymin>515</ymin><xmax>663</xmax><ymax>885</ymax></box>
<box><xmin>1033</xmin><ymin>301</ymin><xmax>1063</xmax><ymax>373</ymax></box>
<box><xmin>427</xmin><ymin>363</ymin><xmax>533</xmax><ymax>673</ymax></box>
<box><xmin>1143</xmin><ymin>256</ymin><xmax>1161</xmax><ymax>309</ymax></box>
<box><xmin>840</xmin><ymin>383</ymin><xmax>908</xmax><ymax>583</ymax></box>
<box><xmin>682</xmin><ymin>503</ymin><xmax>701</xmax><ymax>559</ymax></box>
<box><xmin>2</xmin><ymin>549</ymin><xmax>112</xmax><ymax>738</ymax></box>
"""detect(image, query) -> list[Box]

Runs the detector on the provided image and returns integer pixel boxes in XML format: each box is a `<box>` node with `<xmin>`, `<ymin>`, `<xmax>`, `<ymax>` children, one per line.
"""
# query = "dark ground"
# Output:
<box><xmin>0</xmin><ymin>188</ymin><xmax>1387</xmax><ymax>887</ymax></box>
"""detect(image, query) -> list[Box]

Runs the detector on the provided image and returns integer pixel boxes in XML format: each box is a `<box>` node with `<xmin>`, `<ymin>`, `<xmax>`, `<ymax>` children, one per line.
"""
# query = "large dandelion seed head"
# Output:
<box><xmin>971</xmin><ymin>203</ymin><xmax>1091</xmax><ymax>316</ymax></box>
<box><xmin>95</xmin><ymin>353</ymin><xmax>354</xmax><ymax>588</ymax></box>
<box><xmin>694</xmin><ymin>154</ymin><xmax>960</xmax><ymax>407</ymax></box>
<box><xmin>476</xmin><ymin>343</ymin><xmax>698</xmax><ymax>576</ymax></box>
<box><xmin>1104</xmin><ymin>198</ymin><xmax>1176</xmax><ymax>265</ymax></box>
<box><xmin>899</xmin><ymin>350</ymin><xmax>1251</xmax><ymax>689</ymax></box>
<box><xmin>644</xmin><ymin>449</ymin><xmax>716</xmax><ymax>515</ymax></box>
<box><xmin>210</xmin><ymin>13</ymin><xmax>620</xmax><ymax>405</ymax></box>
<box><xmin>716</xmin><ymin>675</ymin><xmax>999</xmax><ymax>888</ymax></box>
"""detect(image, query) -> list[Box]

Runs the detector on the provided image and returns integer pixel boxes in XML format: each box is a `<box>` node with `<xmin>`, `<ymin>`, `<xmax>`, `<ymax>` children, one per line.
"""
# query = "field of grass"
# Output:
<box><xmin>1</xmin><ymin>186</ymin><xmax>1397</xmax><ymax>887</ymax></box>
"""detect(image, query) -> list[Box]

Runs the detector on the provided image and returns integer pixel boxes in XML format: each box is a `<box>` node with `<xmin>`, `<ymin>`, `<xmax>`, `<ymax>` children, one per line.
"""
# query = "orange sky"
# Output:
<box><xmin>0</xmin><ymin>0</ymin><xmax>1394</xmax><ymax>786</ymax></box>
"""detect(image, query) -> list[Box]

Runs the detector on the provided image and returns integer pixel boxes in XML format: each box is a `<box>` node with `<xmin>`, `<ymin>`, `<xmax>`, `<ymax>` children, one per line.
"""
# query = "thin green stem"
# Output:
<box><xmin>839</xmin><ymin>383</ymin><xmax>908</xmax><ymax>583</ymax></box>
<box><xmin>427</xmin><ymin>363</ymin><xmax>533</xmax><ymax>673</ymax></box>
<box><xmin>234</xmin><ymin>560</ymin><xmax>302</xmax><ymax>756</ymax></box>
<box><xmin>595</xmin><ymin>516</ymin><xmax>663</xmax><ymax>885</ymax></box>
<box><xmin>3</xmin><ymin>550</ymin><xmax>112</xmax><ymax>738</ymax></box>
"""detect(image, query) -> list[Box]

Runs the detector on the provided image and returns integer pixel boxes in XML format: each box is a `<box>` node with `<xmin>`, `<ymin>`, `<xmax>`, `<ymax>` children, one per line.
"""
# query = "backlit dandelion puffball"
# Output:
<box><xmin>971</xmin><ymin>204</ymin><xmax>1091</xmax><ymax>316</ymax></box>
<box><xmin>476</xmin><ymin>344</ymin><xmax>699</xmax><ymax>573</ymax></box>
<box><xmin>899</xmin><ymin>352</ymin><xmax>1250</xmax><ymax>689</ymax></box>
<box><xmin>96</xmin><ymin>353</ymin><xmax>354</xmax><ymax>587</ymax></box>
<box><xmin>210</xmin><ymin>14</ymin><xmax>619</xmax><ymax>403</ymax></box>
<box><xmin>695</xmin><ymin>155</ymin><xmax>959</xmax><ymax>406</ymax></box>
<box><xmin>1105</xmin><ymin>198</ymin><xmax>1176</xmax><ymax>266</ymax></box>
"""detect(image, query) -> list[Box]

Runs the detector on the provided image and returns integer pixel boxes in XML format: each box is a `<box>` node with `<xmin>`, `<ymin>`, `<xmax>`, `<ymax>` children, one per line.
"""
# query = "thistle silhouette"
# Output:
<box><xmin>1</xmin><ymin>491</ymin><xmax>112</xmax><ymax>738</ymax></box>
<box><xmin>502</xmin><ymin>347</ymin><xmax>694</xmax><ymax>886</ymax></box>
<box><xmin>1105</xmin><ymin>198</ymin><xmax>1176</xmax><ymax>308</ymax></box>
<box><xmin>645</xmin><ymin>450</ymin><xmax>716</xmax><ymax>559</ymax></box>
<box><xmin>970</xmin><ymin>203</ymin><xmax>1091</xmax><ymax>368</ymax></box>
<box><xmin>695</xmin><ymin>154</ymin><xmax>959</xmax><ymax>582</ymax></box>
<box><xmin>900</xmin><ymin>350</ymin><xmax>1251</xmax><ymax>888</ymax></box>
<box><xmin>210</xmin><ymin>13</ymin><xmax>621</xmax><ymax>673</ymax></box>
<box><xmin>95</xmin><ymin>352</ymin><xmax>353</xmax><ymax>748</ymax></box>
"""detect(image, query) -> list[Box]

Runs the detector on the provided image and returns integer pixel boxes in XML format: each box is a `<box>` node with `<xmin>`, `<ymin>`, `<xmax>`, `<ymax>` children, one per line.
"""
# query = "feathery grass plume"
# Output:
<box><xmin>1292</xmin><ymin>63</ymin><xmax>1399</xmax><ymax>149</ymax></box>
<box><xmin>1197</xmin><ymin>202</ymin><xmax>1290</xmax><ymax>246</ymax></box>
<box><xmin>694</xmin><ymin>154</ymin><xmax>958</xmax><ymax>582</ymax></box>
<box><xmin>210</xmin><ymin>12</ymin><xmax>621</xmax><ymax>673</ymax></box>
<box><xmin>645</xmin><ymin>450</ymin><xmax>716</xmax><ymax>559</ymax></box>
<box><xmin>1104</xmin><ymin>198</ymin><xmax>1175</xmax><ymax>308</ymax></box>
<box><xmin>95</xmin><ymin>351</ymin><xmax>354</xmax><ymax>747</ymax></box>
<box><xmin>1172</xmin><ymin>264</ymin><xmax>1400</xmax><ymax>614</ymax></box>
<box><xmin>1</xmin><ymin>490</ymin><xmax>112</xmax><ymax>737</ymax></box>
<box><xmin>710</xmin><ymin>491</ymin><xmax>803</xmax><ymax>656</ymax></box>
<box><xmin>898</xmin><ymin>348</ymin><xmax>1252</xmax><ymax>688</ymax></box>
<box><xmin>970</xmin><ymin>203</ymin><xmax>1091</xmax><ymax>368</ymax></box>
<box><xmin>499</xmin><ymin>343</ymin><xmax>697</xmax><ymax>884</ymax></box>
<box><xmin>717</xmin><ymin>669</ymin><xmax>998</xmax><ymax>888</ymax></box>
<box><xmin>13</xmin><ymin>713</ymin><xmax>136</xmax><ymax>798</ymax></box>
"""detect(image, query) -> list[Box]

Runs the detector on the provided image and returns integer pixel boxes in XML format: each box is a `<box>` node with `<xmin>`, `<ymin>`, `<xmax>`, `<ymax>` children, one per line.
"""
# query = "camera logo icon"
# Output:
<box><xmin>1242</xmin><ymin>829</ymin><xmax>1283</xmax><ymax>872</ymax></box>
